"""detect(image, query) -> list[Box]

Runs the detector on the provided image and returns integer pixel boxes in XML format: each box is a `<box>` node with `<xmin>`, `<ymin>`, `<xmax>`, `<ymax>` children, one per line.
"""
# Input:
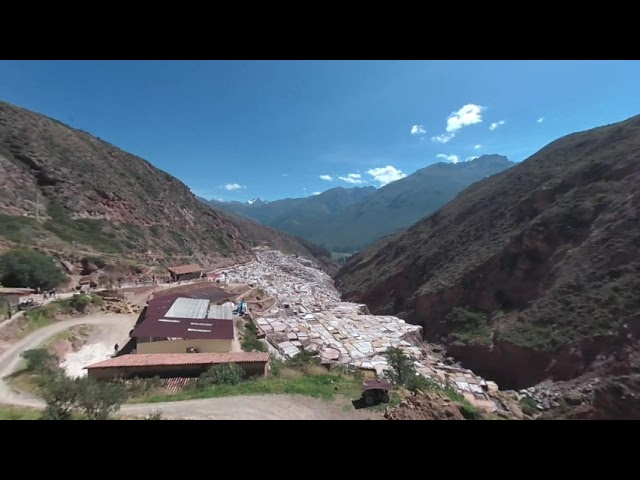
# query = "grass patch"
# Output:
<box><xmin>499</xmin><ymin>322</ymin><xmax>560</xmax><ymax>350</ymax></box>
<box><xmin>0</xmin><ymin>404</ymin><xmax>42</xmax><ymax>420</ymax></box>
<box><xmin>131</xmin><ymin>371</ymin><xmax>361</xmax><ymax>404</ymax></box>
<box><xmin>0</xmin><ymin>215</ymin><xmax>48</xmax><ymax>244</ymax></box>
<box><xmin>435</xmin><ymin>383</ymin><xmax>486</xmax><ymax>420</ymax></box>
<box><xmin>6</xmin><ymin>369</ymin><xmax>41</xmax><ymax>396</ymax></box>
<box><xmin>445</xmin><ymin>307</ymin><xmax>493</xmax><ymax>346</ymax></box>
<box><xmin>21</xmin><ymin>308</ymin><xmax>54</xmax><ymax>334</ymax></box>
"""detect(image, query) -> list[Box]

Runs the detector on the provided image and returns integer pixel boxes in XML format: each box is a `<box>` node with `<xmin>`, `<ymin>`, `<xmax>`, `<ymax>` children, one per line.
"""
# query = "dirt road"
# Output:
<box><xmin>0</xmin><ymin>313</ymin><xmax>137</xmax><ymax>408</ymax></box>
<box><xmin>0</xmin><ymin>314</ymin><xmax>375</xmax><ymax>420</ymax></box>
<box><xmin>123</xmin><ymin>395</ymin><xmax>373</xmax><ymax>420</ymax></box>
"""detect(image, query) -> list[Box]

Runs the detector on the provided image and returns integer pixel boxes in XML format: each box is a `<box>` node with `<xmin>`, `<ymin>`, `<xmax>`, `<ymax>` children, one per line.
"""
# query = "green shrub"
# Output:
<box><xmin>286</xmin><ymin>350</ymin><xmax>320</xmax><ymax>369</ymax></box>
<box><xmin>196</xmin><ymin>363</ymin><xmax>244</xmax><ymax>389</ymax></box>
<box><xmin>69</xmin><ymin>294</ymin><xmax>92</xmax><ymax>312</ymax></box>
<box><xmin>445</xmin><ymin>307</ymin><xmax>493</xmax><ymax>345</ymax></box>
<box><xmin>112</xmin><ymin>376</ymin><xmax>163</xmax><ymax>396</ymax></box>
<box><xmin>75</xmin><ymin>377</ymin><xmax>129</xmax><ymax>420</ymax></box>
<box><xmin>241</xmin><ymin>325</ymin><xmax>268</xmax><ymax>352</ymax></box>
<box><xmin>0</xmin><ymin>248</ymin><xmax>68</xmax><ymax>290</ymax></box>
<box><xmin>519</xmin><ymin>395</ymin><xmax>538</xmax><ymax>416</ymax></box>
<box><xmin>269</xmin><ymin>358</ymin><xmax>285</xmax><ymax>377</ymax></box>
<box><xmin>21</xmin><ymin>348</ymin><xmax>58</xmax><ymax>373</ymax></box>
<box><xmin>89</xmin><ymin>294</ymin><xmax>104</xmax><ymax>306</ymax></box>
<box><xmin>39</xmin><ymin>369</ymin><xmax>80</xmax><ymax>420</ymax></box>
<box><xmin>384</xmin><ymin>347</ymin><xmax>421</xmax><ymax>390</ymax></box>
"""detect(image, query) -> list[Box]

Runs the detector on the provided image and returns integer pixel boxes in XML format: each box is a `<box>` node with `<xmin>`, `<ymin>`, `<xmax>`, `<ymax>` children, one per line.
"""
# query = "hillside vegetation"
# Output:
<box><xmin>0</xmin><ymin>100</ymin><xmax>336</xmax><ymax>273</ymax></box>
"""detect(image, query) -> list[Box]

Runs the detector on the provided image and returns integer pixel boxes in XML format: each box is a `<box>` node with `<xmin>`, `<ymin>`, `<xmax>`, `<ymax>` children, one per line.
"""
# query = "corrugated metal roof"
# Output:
<box><xmin>165</xmin><ymin>297</ymin><xmax>210</xmax><ymax>319</ymax></box>
<box><xmin>85</xmin><ymin>352</ymin><xmax>271</xmax><ymax>369</ymax></box>
<box><xmin>209</xmin><ymin>304</ymin><xmax>233</xmax><ymax>320</ymax></box>
<box><xmin>131</xmin><ymin>287</ymin><xmax>236</xmax><ymax>340</ymax></box>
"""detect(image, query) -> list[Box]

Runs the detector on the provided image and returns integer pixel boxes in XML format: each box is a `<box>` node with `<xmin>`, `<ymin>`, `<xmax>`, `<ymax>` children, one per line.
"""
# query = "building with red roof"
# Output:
<box><xmin>85</xmin><ymin>352</ymin><xmax>271</xmax><ymax>381</ymax></box>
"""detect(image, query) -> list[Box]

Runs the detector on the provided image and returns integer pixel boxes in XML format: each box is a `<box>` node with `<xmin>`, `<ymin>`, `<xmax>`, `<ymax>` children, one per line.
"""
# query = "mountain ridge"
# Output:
<box><xmin>0</xmin><ymin>100</ymin><xmax>337</xmax><ymax>273</ymax></box>
<box><xmin>205</xmin><ymin>156</ymin><xmax>514</xmax><ymax>252</ymax></box>
<box><xmin>335</xmin><ymin>114</ymin><xmax>640</xmax><ymax>418</ymax></box>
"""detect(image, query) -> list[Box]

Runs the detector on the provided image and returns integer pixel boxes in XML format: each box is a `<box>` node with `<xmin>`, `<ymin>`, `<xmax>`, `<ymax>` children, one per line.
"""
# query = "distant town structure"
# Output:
<box><xmin>130</xmin><ymin>289</ymin><xmax>236</xmax><ymax>354</ymax></box>
<box><xmin>167</xmin><ymin>264</ymin><xmax>203</xmax><ymax>282</ymax></box>
<box><xmin>0</xmin><ymin>287</ymin><xmax>35</xmax><ymax>309</ymax></box>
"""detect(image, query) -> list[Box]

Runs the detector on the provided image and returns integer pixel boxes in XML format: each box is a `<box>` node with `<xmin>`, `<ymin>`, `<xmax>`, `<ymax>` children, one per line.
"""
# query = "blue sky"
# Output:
<box><xmin>1</xmin><ymin>60</ymin><xmax>640</xmax><ymax>201</ymax></box>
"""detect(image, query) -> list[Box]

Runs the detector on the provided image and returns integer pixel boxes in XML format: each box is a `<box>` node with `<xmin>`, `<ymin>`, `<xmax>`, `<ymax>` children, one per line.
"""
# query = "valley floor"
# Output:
<box><xmin>0</xmin><ymin>248</ymin><xmax>524</xmax><ymax>419</ymax></box>
<box><xmin>216</xmin><ymin>248</ymin><xmax>512</xmax><ymax>414</ymax></box>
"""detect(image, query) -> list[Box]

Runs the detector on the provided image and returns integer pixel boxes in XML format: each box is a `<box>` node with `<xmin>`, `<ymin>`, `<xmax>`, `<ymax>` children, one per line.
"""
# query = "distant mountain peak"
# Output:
<box><xmin>247</xmin><ymin>198</ymin><xmax>268</xmax><ymax>205</ymax></box>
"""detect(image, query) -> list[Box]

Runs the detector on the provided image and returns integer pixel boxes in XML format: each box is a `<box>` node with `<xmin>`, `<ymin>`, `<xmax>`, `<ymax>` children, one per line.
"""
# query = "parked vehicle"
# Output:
<box><xmin>361</xmin><ymin>379</ymin><xmax>392</xmax><ymax>406</ymax></box>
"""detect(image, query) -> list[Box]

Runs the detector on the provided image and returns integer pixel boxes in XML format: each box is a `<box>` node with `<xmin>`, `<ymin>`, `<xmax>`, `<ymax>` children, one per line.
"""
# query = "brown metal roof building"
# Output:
<box><xmin>167</xmin><ymin>264</ymin><xmax>203</xmax><ymax>282</ymax></box>
<box><xmin>131</xmin><ymin>287</ymin><xmax>237</xmax><ymax>355</ymax></box>
<box><xmin>85</xmin><ymin>352</ymin><xmax>272</xmax><ymax>381</ymax></box>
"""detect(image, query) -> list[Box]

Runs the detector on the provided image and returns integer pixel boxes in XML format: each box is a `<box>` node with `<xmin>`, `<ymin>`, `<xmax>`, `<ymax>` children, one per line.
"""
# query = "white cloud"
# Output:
<box><xmin>338</xmin><ymin>173</ymin><xmax>363</xmax><ymax>184</ymax></box>
<box><xmin>312</xmin><ymin>191</ymin><xmax>321</xmax><ymax>195</ymax></box>
<box><xmin>367</xmin><ymin>166</ymin><xmax>407</xmax><ymax>186</ymax></box>
<box><xmin>537</xmin><ymin>117</ymin><xmax>544</xmax><ymax>123</ymax></box>
<box><xmin>437</xmin><ymin>153</ymin><xmax>460</xmax><ymax>164</ymax></box>
<box><xmin>410</xmin><ymin>124</ymin><xmax>426</xmax><ymax>136</ymax></box>
<box><xmin>474</xmin><ymin>144</ymin><xmax>482</xmax><ymax>149</ymax></box>
<box><xmin>437</xmin><ymin>153</ymin><xmax>481</xmax><ymax>164</ymax></box>
<box><xmin>431</xmin><ymin>103</ymin><xmax>485</xmax><ymax>144</ymax></box>
<box><xmin>431</xmin><ymin>133</ymin><xmax>455</xmax><ymax>144</ymax></box>
<box><xmin>489</xmin><ymin>120</ymin><xmax>505</xmax><ymax>131</ymax></box>
<box><xmin>446</xmin><ymin>104</ymin><xmax>486</xmax><ymax>133</ymax></box>
<box><xmin>319</xmin><ymin>175</ymin><xmax>333</xmax><ymax>181</ymax></box>
<box><xmin>223</xmin><ymin>183</ymin><xmax>244</xmax><ymax>191</ymax></box>
<box><xmin>281</xmin><ymin>173</ymin><xmax>289</xmax><ymax>177</ymax></box>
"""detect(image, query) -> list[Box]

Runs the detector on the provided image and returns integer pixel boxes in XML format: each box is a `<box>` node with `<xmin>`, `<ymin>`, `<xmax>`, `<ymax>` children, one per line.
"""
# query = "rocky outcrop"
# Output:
<box><xmin>384</xmin><ymin>390</ymin><xmax>468</xmax><ymax>420</ymax></box>
<box><xmin>336</xmin><ymin>114</ymin><xmax>640</xmax><ymax>412</ymax></box>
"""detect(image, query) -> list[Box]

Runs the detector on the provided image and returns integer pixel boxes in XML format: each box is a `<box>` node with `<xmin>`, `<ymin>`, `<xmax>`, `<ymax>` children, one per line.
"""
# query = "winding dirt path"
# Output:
<box><xmin>0</xmin><ymin>314</ymin><xmax>374</xmax><ymax>420</ymax></box>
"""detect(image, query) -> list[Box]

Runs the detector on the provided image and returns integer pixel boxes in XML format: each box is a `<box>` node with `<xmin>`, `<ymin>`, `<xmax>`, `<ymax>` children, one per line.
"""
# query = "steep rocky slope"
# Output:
<box><xmin>336</xmin><ymin>115</ymin><xmax>640</xmax><ymax>417</ymax></box>
<box><xmin>0</xmin><ymin>100</ymin><xmax>336</xmax><ymax>273</ymax></box>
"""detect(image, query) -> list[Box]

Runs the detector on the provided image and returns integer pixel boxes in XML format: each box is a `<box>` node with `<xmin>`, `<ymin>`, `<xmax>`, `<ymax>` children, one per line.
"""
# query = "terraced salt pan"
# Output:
<box><xmin>216</xmin><ymin>248</ymin><xmax>501</xmax><ymax>411</ymax></box>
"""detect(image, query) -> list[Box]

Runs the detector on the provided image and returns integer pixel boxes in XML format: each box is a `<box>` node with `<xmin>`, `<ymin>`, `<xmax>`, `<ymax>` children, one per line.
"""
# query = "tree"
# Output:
<box><xmin>75</xmin><ymin>377</ymin><xmax>128</xmax><ymax>420</ymax></box>
<box><xmin>0</xmin><ymin>249</ymin><xmax>68</xmax><ymax>290</ymax></box>
<box><xmin>383</xmin><ymin>347</ymin><xmax>427</xmax><ymax>391</ymax></box>
<box><xmin>21</xmin><ymin>348</ymin><xmax>58</xmax><ymax>373</ymax></box>
<box><xmin>39</xmin><ymin>369</ymin><xmax>80</xmax><ymax>420</ymax></box>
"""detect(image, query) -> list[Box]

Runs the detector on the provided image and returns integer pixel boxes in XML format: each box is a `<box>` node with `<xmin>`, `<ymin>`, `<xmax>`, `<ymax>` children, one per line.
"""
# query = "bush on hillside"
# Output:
<box><xmin>241</xmin><ymin>322</ymin><xmax>268</xmax><ymax>353</ymax></box>
<box><xmin>39</xmin><ymin>369</ymin><xmax>81</xmax><ymax>420</ymax></box>
<box><xmin>21</xmin><ymin>348</ymin><xmax>58</xmax><ymax>373</ymax></box>
<box><xmin>0</xmin><ymin>249</ymin><xmax>68</xmax><ymax>290</ymax></box>
<box><xmin>39</xmin><ymin>370</ymin><xmax>129</xmax><ymax>420</ymax></box>
<box><xmin>383</xmin><ymin>346</ymin><xmax>428</xmax><ymax>392</ymax></box>
<box><xmin>196</xmin><ymin>363</ymin><xmax>244</xmax><ymax>389</ymax></box>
